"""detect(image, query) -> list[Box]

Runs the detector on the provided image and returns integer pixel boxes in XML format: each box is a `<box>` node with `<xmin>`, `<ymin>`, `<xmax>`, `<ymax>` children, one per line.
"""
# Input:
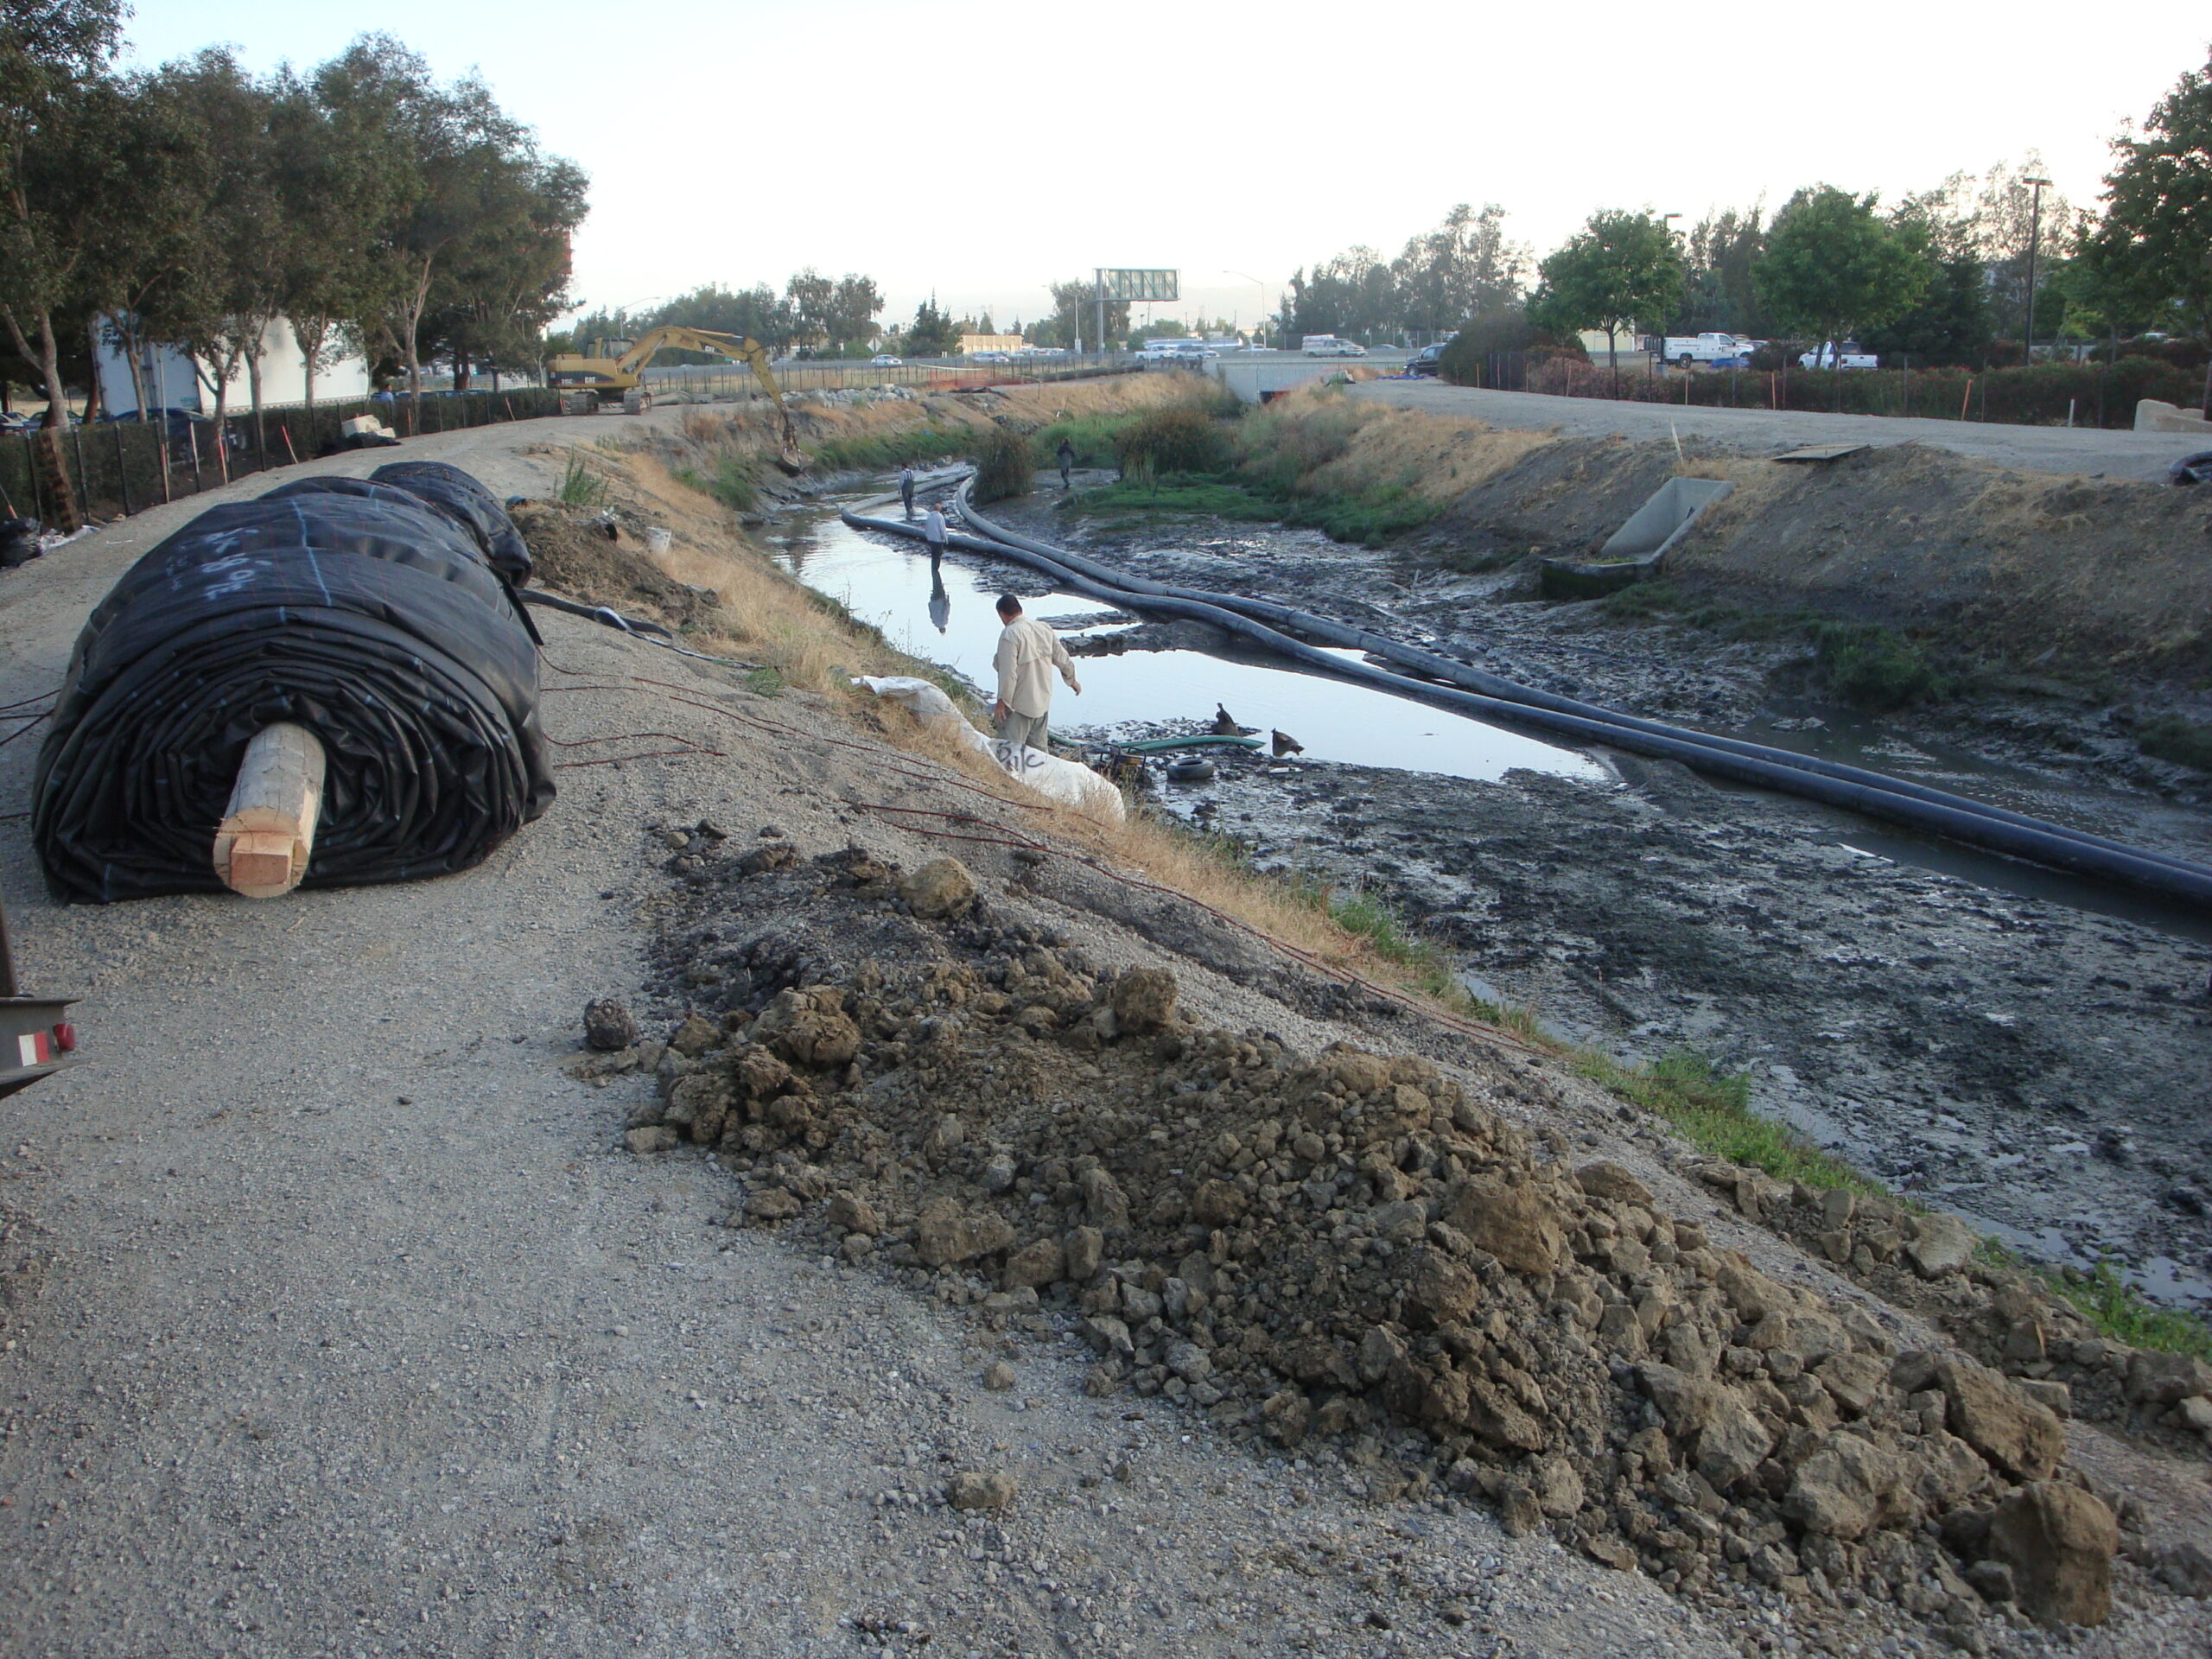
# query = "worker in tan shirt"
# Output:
<box><xmin>990</xmin><ymin>594</ymin><xmax>1081</xmax><ymax>752</ymax></box>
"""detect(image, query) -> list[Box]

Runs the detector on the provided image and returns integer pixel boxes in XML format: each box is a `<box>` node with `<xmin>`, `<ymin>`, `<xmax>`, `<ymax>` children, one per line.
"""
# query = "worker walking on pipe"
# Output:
<box><xmin>1056</xmin><ymin>437</ymin><xmax>1076</xmax><ymax>491</ymax></box>
<box><xmin>899</xmin><ymin>465</ymin><xmax>918</xmax><ymax>520</ymax></box>
<box><xmin>991</xmin><ymin>594</ymin><xmax>1080</xmax><ymax>753</ymax></box>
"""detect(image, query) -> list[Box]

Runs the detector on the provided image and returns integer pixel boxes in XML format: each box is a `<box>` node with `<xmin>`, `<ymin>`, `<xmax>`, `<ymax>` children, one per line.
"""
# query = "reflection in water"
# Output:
<box><xmin>927</xmin><ymin>555</ymin><xmax>950</xmax><ymax>635</ymax></box>
<box><xmin>770</xmin><ymin>505</ymin><xmax>1604</xmax><ymax>785</ymax></box>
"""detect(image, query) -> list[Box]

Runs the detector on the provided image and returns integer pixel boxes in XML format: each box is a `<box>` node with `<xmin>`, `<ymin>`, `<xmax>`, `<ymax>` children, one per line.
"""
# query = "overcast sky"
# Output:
<box><xmin>120</xmin><ymin>1</ymin><xmax>2208</xmax><ymax>335</ymax></box>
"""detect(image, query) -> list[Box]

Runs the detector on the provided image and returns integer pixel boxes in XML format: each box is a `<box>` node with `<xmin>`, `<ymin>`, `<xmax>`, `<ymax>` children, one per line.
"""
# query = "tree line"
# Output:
<box><xmin>1278</xmin><ymin>48</ymin><xmax>2212</xmax><ymax>405</ymax></box>
<box><xmin>556</xmin><ymin>271</ymin><xmax>887</xmax><ymax>363</ymax></box>
<box><xmin>1</xmin><ymin>3</ymin><xmax>587</xmax><ymax>429</ymax></box>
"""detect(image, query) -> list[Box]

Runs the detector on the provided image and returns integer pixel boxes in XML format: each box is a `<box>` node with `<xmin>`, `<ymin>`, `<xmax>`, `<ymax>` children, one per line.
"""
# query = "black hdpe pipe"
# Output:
<box><xmin>955</xmin><ymin>486</ymin><xmax>2210</xmax><ymax>884</ymax></box>
<box><xmin>841</xmin><ymin>482</ymin><xmax>2212</xmax><ymax>909</ymax></box>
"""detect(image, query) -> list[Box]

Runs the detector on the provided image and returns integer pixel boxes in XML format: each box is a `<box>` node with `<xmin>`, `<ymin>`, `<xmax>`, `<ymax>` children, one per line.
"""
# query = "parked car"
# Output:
<box><xmin>1799</xmin><ymin>341</ymin><xmax>1878</xmax><ymax>371</ymax></box>
<box><xmin>0</xmin><ymin>412</ymin><xmax>35</xmax><ymax>435</ymax></box>
<box><xmin>1301</xmin><ymin>335</ymin><xmax>1367</xmax><ymax>358</ymax></box>
<box><xmin>970</xmin><ymin>351</ymin><xmax>1012</xmax><ymax>364</ymax></box>
<box><xmin>1661</xmin><ymin>333</ymin><xmax>1756</xmax><ymax>367</ymax></box>
<box><xmin>1408</xmin><ymin>343</ymin><xmax>1449</xmax><ymax>377</ymax></box>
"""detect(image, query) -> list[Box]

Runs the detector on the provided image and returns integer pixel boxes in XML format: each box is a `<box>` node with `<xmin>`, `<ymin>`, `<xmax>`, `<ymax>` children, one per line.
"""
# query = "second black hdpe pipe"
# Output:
<box><xmin>840</xmin><ymin>482</ymin><xmax>2212</xmax><ymax>910</ymax></box>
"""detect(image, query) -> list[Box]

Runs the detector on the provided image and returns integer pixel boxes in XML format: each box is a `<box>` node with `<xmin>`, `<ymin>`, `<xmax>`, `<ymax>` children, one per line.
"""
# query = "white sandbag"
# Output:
<box><xmin>855</xmin><ymin>676</ymin><xmax>1125</xmax><ymax>823</ymax></box>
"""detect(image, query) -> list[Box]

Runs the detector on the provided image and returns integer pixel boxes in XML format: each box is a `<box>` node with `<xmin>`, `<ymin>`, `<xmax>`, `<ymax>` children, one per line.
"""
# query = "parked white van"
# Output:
<box><xmin>1300</xmin><ymin>335</ymin><xmax>1367</xmax><ymax>358</ymax></box>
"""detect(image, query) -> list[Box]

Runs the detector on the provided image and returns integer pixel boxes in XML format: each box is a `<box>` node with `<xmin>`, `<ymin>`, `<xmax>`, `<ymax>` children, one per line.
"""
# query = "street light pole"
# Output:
<box><xmin>2023</xmin><ymin>176</ymin><xmax>2051</xmax><ymax>366</ymax></box>
<box><xmin>1224</xmin><ymin>271</ymin><xmax>1269</xmax><ymax>346</ymax></box>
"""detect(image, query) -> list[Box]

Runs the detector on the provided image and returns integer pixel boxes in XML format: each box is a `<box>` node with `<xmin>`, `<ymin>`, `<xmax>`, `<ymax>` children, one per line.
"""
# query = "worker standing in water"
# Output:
<box><xmin>922</xmin><ymin>503</ymin><xmax>949</xmax><ymax>563</ymax></box>
<box><xmin>991</xmin><ymin>594</ymin><xmax>1080</xmax><ymax>753</ymax></box>
<box><xmin>899</xmin><ymin>465</ymin><xmax>918</xmax><ymax>520</ymax></box>
<box><xmin>1056</xmin><ymin>436</ymin><xmax>1076</xmax><ymax>490</ymax></box>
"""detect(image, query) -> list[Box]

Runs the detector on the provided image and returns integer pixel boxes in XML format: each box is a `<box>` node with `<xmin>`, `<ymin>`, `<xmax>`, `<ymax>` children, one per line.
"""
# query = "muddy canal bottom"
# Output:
<box><xmin>772</xmin><ymin>496</ymin><xmax>2212</xmax><ymax>1311</ymax></box>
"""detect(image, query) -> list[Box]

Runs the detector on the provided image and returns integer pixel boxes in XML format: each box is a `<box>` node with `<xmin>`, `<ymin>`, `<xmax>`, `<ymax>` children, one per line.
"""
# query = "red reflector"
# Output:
<box><xmin>52</xmin><ymin>1023</ymin><xmax>75</xmax><ymax>1053</ymax></box>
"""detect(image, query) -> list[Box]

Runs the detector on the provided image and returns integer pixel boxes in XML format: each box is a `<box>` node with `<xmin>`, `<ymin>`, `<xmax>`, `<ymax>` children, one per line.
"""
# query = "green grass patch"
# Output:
<box><xmin>677</xmin><ymin>455</ymin><xmax>760</xmax><ymax>513</ymax></box>
<box><xmin>1597</xmin><ymin>583</ymin><xmax>1953</xmax><ymax>709</ymax></box>
<box><xmin>1572</xmin><ymin>1048</ymin><xmax>1881</xmax><ymax>1193</ymax></box>
<box><xmin>556</xmin><ymin>456</ymin><xmax>610</xmax><ymax>508</ymax></box>
<box><xmin>743</xmin><ymin>666</ymin><xmax>785</xmax><ymax>698</ymax></box>
<box><xmin>2139</xmin><ymin>714</ymin><xmax>2212</xmax><ymax>774</ymax></box>
<box><xmin>2046</xmin><ymin>1261</ymin><xmax>2212</xmax><ymax>1361</ymax></box>
<box><xmin>1062</xmin><ymin>472</ymin><xmax>1443</xmax><ymax>548</ymax></box>
<box><xmin>810</xmin><ymin>428</ymin><xmax>975</xmax><ymax>474</ymax></box>
<box><xmin>1032</xmin><ymin>411</ymin><xmax>1141</xmax><ymax>471</ymax></box>
<box><xmin>1812</xmin><ymin>622</ymin><xmax>1948</xmax><ymax>710</ymax></box>
<box><xmin>1974</xmin><ymin>1237</ymin><xmax>2212</xmax><ymax>1362</ymax></box>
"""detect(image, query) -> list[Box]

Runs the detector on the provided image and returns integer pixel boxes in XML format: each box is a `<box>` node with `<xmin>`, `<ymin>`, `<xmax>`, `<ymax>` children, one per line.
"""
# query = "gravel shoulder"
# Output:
<box><xmin>0</xmin><ymin>416</ymin><xmax>1743</xmax><ymax>1657</ymax></box>
<box><xmin>1348</xmin><ymin>382</ymin><xmax>2212</xmax><ymax>483</ymax></box>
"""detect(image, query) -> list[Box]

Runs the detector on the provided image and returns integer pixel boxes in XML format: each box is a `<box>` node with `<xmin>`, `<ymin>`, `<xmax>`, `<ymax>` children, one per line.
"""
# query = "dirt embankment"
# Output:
<box><xmin>1248</xmin><ymin>389</ymin><xmax>2212</xmax><ymax>681</ymax></box>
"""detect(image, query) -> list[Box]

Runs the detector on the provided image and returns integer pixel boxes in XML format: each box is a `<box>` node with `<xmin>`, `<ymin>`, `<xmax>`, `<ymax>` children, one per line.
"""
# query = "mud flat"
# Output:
<box><xmin>961</xmin><ymin>493</ymin><xmax>2212</xmax><ymax>1308</ymax></box>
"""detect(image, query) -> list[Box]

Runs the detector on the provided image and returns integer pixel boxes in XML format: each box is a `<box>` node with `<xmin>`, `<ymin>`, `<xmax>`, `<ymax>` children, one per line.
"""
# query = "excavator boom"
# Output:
<box><xmin>547</xmin><ymin>325</ymin><xmax>803</xmax><ymax>462</ymax></box>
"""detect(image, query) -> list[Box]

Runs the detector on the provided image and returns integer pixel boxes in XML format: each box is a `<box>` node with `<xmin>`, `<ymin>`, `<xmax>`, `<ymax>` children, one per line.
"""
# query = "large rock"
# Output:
<box><xmin>1078</xmin><ymin>1166</ymin><xmax>1129</xmax><ymax>1230</ymax></box>
<box><xmin>899</xmin><ymin>857</ymin><xmax>976</xmax><ymax>918</ymax></box>
<box><xmin>1400</xmin><ymin>1247</ymin><xmax>1481</xmax><ymax>1326</ymax></box>
<box><xmin>751</xmin><ymin>987</ymin><xmax>861</xmax><ymax>1069</ymax></box>
<box><xmin>1694</xmin><ymin>1395</ymin><xmax>1776</xmax><ymax>1491</ymax></box>
<box><xmin>1936</xmin><ymin>1355</ymin><xmax>2064</xmax><ymax>1480</ymax></box>
<box><xmin>1573</xmin><ymin>1161</ymin><xmax>1653</xmax><ymax>1206</ymax></box>
<box><xmin>1905</xmin><ymin>1212</ymin><xmax>1977</xmax><ymax>1278</ymax></box>
<box><xmin>1001</xmin><ymin>1236</ymin><xmax>1065</xmax><ymax>1289</ymax></box>
<box><xmin>1782</xmin><ymin>1432</ymin><xmax>1914</xmax><ymax>1540</ymax></box>
<box><xmin>668</xmin><ymin>1012</ymin><xmax>719</xmax><ymax>1058</ymax></box>
<box><xmin>1110</xmin><ymin>968</ymin><xmax>1178</xmax><ymax>1035</ymax></box>
<box><xmin>1064</xmin><ymin>1225</ymin><xmax>1104</xmax><ymax>1281</ymax></box>
<box><xmin>1985</xmin><ymin>1482</ymin><xmax>2118</xmax><ymax>1627</ymax></box>
<box><xmin>1638</xmin><ymin>1362</ymin><xmax>1720</xmax><ymax>1435</ymax></box>
<box><xmin>946</xmin><ymin>1470</ymin><xmax>1017</xmax><ymax>1512</ymax></box>
<box><xmin>914</xmin><ymin>1198</ymin><xmax>1018</xmax><ymax>1267</ymax></box>
<box><xmin>1190</xmin><ymin>1178</ymin><xmax>1248</xmax><ymax>1226</ymax></box>
<box><xmin>584</xmin><ymin>997</ymin><xmax>639</xmax><ymax>1052</ymax></box>
<box><xmin>1439</xmin><ymin>1175</ymin><xmax>1565</xmax><ymax>1277</ymax></box>
<box><xmin>2124</xmin><ymin>1348</ymin><xmax>2212</xmax><ymax>1405</ymax></box>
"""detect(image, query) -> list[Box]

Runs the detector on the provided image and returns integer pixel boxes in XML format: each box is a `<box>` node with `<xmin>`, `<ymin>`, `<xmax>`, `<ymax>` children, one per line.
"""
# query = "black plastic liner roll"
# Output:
<box><xmin>34</xmin><ymin>461</ymin><xmax>555</xmax><ymax>903</ymax></box>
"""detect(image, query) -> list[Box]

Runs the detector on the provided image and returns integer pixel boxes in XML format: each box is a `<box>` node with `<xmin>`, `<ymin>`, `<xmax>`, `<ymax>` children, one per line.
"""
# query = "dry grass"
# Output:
<box><xmin>1253</xmin><ymin>385</ymin><xmax>1553</xmax><ymax>504</ymax></box>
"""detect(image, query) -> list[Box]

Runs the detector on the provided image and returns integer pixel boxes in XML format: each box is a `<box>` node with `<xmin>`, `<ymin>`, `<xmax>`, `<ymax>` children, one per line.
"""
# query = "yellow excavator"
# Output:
<box><xmin>547</xmin><ymin>326</ymin><xmax>804</xmax><ymax>467</ymax></box>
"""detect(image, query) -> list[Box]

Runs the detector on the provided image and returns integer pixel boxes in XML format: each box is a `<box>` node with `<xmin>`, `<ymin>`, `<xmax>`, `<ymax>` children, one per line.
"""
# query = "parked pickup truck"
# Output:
<box><xmin>1799</xmin><ymin>341</ymin><xmax>1879</xmax><ymax>371</ymax></box>
<box><xmin>1661</xmin><ymin>333</ymin><xmax>1756</xmax><ymax>366</ymax></box>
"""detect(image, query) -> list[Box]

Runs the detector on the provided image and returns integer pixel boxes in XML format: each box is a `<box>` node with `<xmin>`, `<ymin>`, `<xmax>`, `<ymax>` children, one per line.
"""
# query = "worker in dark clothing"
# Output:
<box><xmin>899</xmin><ymin>465</ymin><xmax>918</xmax><ymax>520</ymax></box>
<box><xmin>1056</xmin><ymin>437</ymin><xmax>1076</xmax><ymax>490</ymax></box>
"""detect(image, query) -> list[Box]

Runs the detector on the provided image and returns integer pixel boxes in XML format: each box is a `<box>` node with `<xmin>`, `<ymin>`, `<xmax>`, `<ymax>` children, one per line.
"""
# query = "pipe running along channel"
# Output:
<box><xmin>837</xmin><ymin>476</ymin><xmax>2212</xmax><ymax>911</ymax></box>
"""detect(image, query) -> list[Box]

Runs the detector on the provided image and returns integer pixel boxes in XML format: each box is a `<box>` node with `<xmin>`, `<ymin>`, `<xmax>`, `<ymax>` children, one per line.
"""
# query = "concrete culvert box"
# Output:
<box><xmin>1541</xmin><ymin>476</ymin><xmax>1733</xmax><ymax>598</ymax></box>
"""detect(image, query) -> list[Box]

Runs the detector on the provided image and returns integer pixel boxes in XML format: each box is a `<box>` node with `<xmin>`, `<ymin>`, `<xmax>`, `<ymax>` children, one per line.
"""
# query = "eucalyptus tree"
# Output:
<box><xmin>0</xmin><ymin>0</ymin><xmax>130</xmax><ymax>424</ymax></box>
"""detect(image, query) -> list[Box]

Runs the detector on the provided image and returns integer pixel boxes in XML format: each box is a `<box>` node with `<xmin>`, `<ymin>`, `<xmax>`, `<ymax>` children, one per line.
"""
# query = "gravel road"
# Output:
<box><xmin>1349</xmin><ymin>382</ymin><xmax>2212</xmax><ymax>483</ymax></box>
<box><xmin>0</xmin><ymin>417</ymin><xmax>1745</xmax><ymax>1656</ymax></box>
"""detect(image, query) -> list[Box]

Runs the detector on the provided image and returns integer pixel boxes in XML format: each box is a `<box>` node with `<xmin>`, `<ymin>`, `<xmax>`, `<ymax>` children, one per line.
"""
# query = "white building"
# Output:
<box><xmin>96</xmin><ymin>315</ymin><xmax>371</xmax><ymax>416</ymax></box>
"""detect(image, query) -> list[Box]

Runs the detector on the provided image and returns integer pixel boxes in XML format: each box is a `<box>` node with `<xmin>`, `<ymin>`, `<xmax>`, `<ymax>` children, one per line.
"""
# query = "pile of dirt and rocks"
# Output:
<box><xmin>511</xmin><ymin>497</ymin><xmax>724</xmax><ymax>627</ymax></box>
<box><xmin>565</xmin><ymin>830</ymin><xmax>2212</xmax><ymax>1653</ymax></box>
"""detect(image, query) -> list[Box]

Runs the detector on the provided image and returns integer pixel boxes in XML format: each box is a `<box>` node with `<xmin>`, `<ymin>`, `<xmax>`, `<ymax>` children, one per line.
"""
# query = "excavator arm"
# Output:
<box><xmin>613</xmin><ymin>327</ymin><xmax>800</xmax><ymax>455</ymax></box>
